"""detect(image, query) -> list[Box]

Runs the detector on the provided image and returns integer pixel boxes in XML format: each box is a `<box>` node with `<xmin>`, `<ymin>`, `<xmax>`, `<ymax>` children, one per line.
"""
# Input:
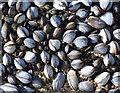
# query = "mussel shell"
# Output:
<box><xmin>80</xmin><ymin>66</ymin><xmax>95</xmax><ymax>77</ymax></box>
<box><xmin>14</xmin><ymin>57</ymin><xmax>25</xmax><ymax>69</ymax></box>
<box><xmin>16</xmin><ymin>71</ymin><xmax>32</xmax><ymax>84</ymax></box>
<box><xmin>67</xmin><ymin>70</ymin><xmax>78</xmax><ymax>90</ymax></box>
<box><xmin>63</xmin><ymin>30</ymin><xmax>76</xmax><ymax>43</ymax></box>
<box><xmin>71</xmin><ymin>59</ymin><xmax>83</xmax><ymax>70</ymax></box>
<box><xmin>50</xmin><ymin>15</ymin><xmax>61</xmax><ymax>27</ymax></box>
<box><xmin>78</xmin><ymin>81</ymin><xmax>94</xmax><ymax>92</ymax></box>
<box><xmin>0</xmin><ymin>83</ymin><xmax>18</xmax><ymax>93</ymax></box>
<box><xmin>24</xmin><ymin>38</ymin><xmax>36</xmax><ymax>48</ymax></box>
<box><xmin>94</xmin><ymin>72</ymin><xmax>110</xmax><ymax>86</ymax></box>
<box><xmin>49</xmin><ymin>39</ymin><xmax>61</xmax><ymax>51</ymax></box>
<box><xmin>73</xmin><ymin>36</ymin><xmax>88</xmax><ymax>49</ymax></box>
<box><xmin>24</xmin><ymin>51</ymin><xmax>37</xmax><ymax>63</ymax></box>
<box><xmin>44</xmin><ymin>65</ymin><xmax>53</xmax><ymax>79</ymax></box>
<box><xmin>52</xmin><ymin>72</ymin><xmax>65</xmax><ymax>91</ymax></box>
<box><xmin>4</xmin><ymin>41</ymin><xmax>16</xmax><ymax>54</ymax></box>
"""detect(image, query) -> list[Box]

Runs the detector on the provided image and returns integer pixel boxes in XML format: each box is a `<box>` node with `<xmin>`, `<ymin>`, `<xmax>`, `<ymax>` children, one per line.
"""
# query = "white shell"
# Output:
<box><xmin>14</xmin><ymin>57</ymin><xmax>25</xmax><ymax>69</ymax></box>
<box><xmin>53</xmin><ymin>0</ymin><xmax>68</xmax><ymax>10</ymax></box>
<box><xmin>52</xmin><ymin>72</ymin><xmax>65</xmax><ymax>91</ymax></box>
<box><xmin>40</xmin><ymin>51</ymin><xmax>50</xmax><ymax>63</ymax></box>
<box><xmin>74</xmin><ymin>36</ymin><xmax>88</xmax><ymax>49</ymax></box>
<box><xmin>113</xmin><ymin>29</ymin><xmax>120</xmax><ymax>40</ymax></box>
<box><xmin>99</xmin><ymin>28</ymin><xmax>111</xmax><ymax>43</ymax></box>
<box><xmin>3</xmin><ymin>53</ymin><xmax>12</xmax><ymax>66</ymax></box>
<box><xmin>16</xmin><ymin>71</ymin><xmax>32</xmax><ymax>84</ymax></box>
<box><xmin>24</xmin><ymin>51</ymin><xmax>37</xmax><ymax>63</ymax></box>
<box><xmin>4</xmin><ymin>41</ymin><xmax>16</xmax><ymax>54</ymax></box>
<box><xmin>67</xmin><ymin>70</ymin><xmax>78</xmax><ymax>90</ymax></box>
<box><xmin>49</xmin><ymin>39</ymin><xmax>61</xmax><ymax>51</ymax></box>
<box><xmin>80</xmin><ymin>66</ymin><xmax>95</xmax><ymax>77</ymax></box>
<box><xmin>94</xmin><ymin>72</ymin><xmax>110</xmax><ymax>86</ymax></box>
<box><xmin>99</xmin><ymin>0</ymin><xmax>112</xmax><ymax>11</ymax></box>
<box><xmin>100</xmin><ymin>12</ymin><xmax>114</xmax><ymax>26</ymax></box>
<box><xmin>103</xmin><ymin>53</ymin><xmax>115</xmax><ymax>67</ymax></box>
<box><xmin>44</xmin><ymin>65</ymin><xmax>53</xmax><ymax>79</ymax></box>
<box><xmin>17</xmin><ymin>26</ymin><xmax>29</xmax><ymax>38</ymax></box>
<box><xmin>0</xmin><ymin>83</ymin><xmax>18</xmax><ymax>93</ymax></box>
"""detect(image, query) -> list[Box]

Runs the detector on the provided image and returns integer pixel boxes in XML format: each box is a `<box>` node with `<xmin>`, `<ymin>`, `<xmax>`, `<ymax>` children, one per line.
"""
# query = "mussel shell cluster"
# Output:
<box><xmin>1</xmin><ymin>0</ymin><xmax>120</xmax><ymax>92</ymax></box>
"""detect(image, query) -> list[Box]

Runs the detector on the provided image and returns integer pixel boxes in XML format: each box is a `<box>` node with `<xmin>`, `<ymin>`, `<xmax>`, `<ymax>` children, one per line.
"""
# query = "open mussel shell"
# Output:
<box><xmin>67</xmin><ymin>70</ymin><xmax>78</xmax><ymax>90</ymax></box>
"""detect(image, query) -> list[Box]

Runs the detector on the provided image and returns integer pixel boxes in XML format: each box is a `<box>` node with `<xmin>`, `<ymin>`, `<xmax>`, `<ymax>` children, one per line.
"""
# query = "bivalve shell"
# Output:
<box><xmin>76</xmin><ymin>22</ymin><xmax>91</xmax><ymax>34</ymax></box>
<box><xmin>67</xmin><ymin>70</ymin><xmax>78</xmax><ymax>90</ymax></box>
<box><xmin>78</xmin><ymin>0</ymin><xmax>92</xmax><ymax>6</ymax></box>
<box><xmin>4</xmin><ymin>41</ymin><xmax>16</xmax><ymax>54</ymax></box>
<box><xmin>3</xmin><ymin>53</ymin><xmax>12</xmax><ymax>66</ymax></box>
<box><xmin>71</xmin><ymin>59</ymin><xmax>83</xmax><ymax>70</ymax></box>
<box><xmin>73</xmin><ymin>36</ymin><xmax>88</xmax><ymax>49</ymax></box>
<box><xmin>99</xmin><ymin>0</ymin><xmax>112</xmax><ymax>11</ymax></box>
<box><xmin>33</xmin><ymin>30</ymin><xmax>45</xmax><ymax>42</ymax></box>
<box><xmin>26</xmin><ymin>7</ymin><xmax>39</xmax><ymax>20</ymax></box>
<box><xmin>69</xmin><ymin>1</ymin><xmax>81</xmax><ymax>11</ymax></box>
<box><xmin>24</xmin><ymin>51</ymin><xmax>37</xmax><ymax>63</ymax></box>
<box><xmin>111</xmin><ymin>72</ymin><xmax>120</xmax><ymax>86</ymax></box>
<box><xmin>51</xmin><ymin>54</ymin><xmax>59</xmax><ymax>68</ymax></box>
<box><xmin>49</xmin><ymin>39</ymin><xmax>61</xmax><ymax>51</ymax></box>
<box><xmin>67</xmin><ymin>50</ymin><xmax>81</xmax><ymax>60</ymax></box>
<box><xmin>14</xmin><ymin>13</ymin><xmax>26</xmax><ymax>24</ymax></box>
<box><xmin>14</xmin><ymin>57</ymin><xmax>25</xmax><ymax>70</ymax></box>
<box><xmin>16</xmin><ymin>0</ymin><xmax>31</xmax><ymax>12</ymax></box>
<box><xmin>113</xmin><ymin>29</ymin><xmax>120</xmax><ymax>40</ymax></box>
<box><xmin>88</xmin><ymin>16</ymin><xmax>106</xmax><ymax>29</ymax></box>
<box><xmin>100</xmin><ymin>12</ymin><xmax>114</xmax><ymax>26</ymax></box>
<box><xmin>94</xmin><ymin>43</ymin><xmax>108</xmax><ymax>54</ymax></box>
<box><xmin>53</xmin><ymin>0</ymin><xmax>68</xmax><ymax>10</ymax></box>
<box><xmin>17</xmin><ymin>26</ymin><xmax>29</xmax><ymax>38</ymax></box>
<box><xmin>108</xmin><ymin>41</ymin><xmax>120</xmax><ymax>55</ymax></box>
<box><xmin>99</xmin><ymin>28</ymin><xmax>111</xmax><ymax>43</ymax></box>
<box><xmin>63</xmin><ymin>30</ymin><xmax>76</xmax><ymax>43</ymax></box>
<box><xmin>78</xmin><ymin>81</ymin><xmax>94</xmax><ymax>92</ymax></box>
<box><xmin>40</xmin><ymin>51</ymin><xmax>50</xmax><ymax>63</ymax></box>
<box><xmin>34</xmin><ymin>0</ymin><xmax>46</xmax><ymax>7</ymax></box>
<box><xmin>24</xmin><ymin>38</ymin><xmax>36</xmax><ymax>48</ymax></box>
<box><xmin>16</xmin><ymin>71</ymin><xmax>32</xmax><ymax>84</ymax></box>
<box><xmin>52</xmin><ymin>72</ymin><xmax>65</xmax><ymax>91</ymax></box>
<box><xmin>0</xmin><ymin>83</ymin><xmax>18</xmax><ymax>93</ymax></box>
<box><xmin>7</xmin><ymin>75</ymin><xmax>16</xmax><ymax>84</ymax></box>
<box><xmin>103</xmin><ymin>53</ymin><xmax>115</xmax><ymax>67</ymax></box>
<box><xmin>80</xmin><ymin>66</ymin><xmax>95</xmax><ymax>77</ymax></box>
<box><xmin>50</xmin><ymin>15</ymin><xmax>61</xmax><ymax>27</ymax></box>
<box><xmin>44</xmin><ymin>65</ymin><xmax>53</xmax><ymax>79</ymax></box>
<box><xmin>76</xmin><ymin>9</ymin><xmax>88</xmax><ymax>19</ymax></box>
<box><xmin>94</xmin><ymin>72</ymin><xmax>110</xmax><ymax>86</ymax></box>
